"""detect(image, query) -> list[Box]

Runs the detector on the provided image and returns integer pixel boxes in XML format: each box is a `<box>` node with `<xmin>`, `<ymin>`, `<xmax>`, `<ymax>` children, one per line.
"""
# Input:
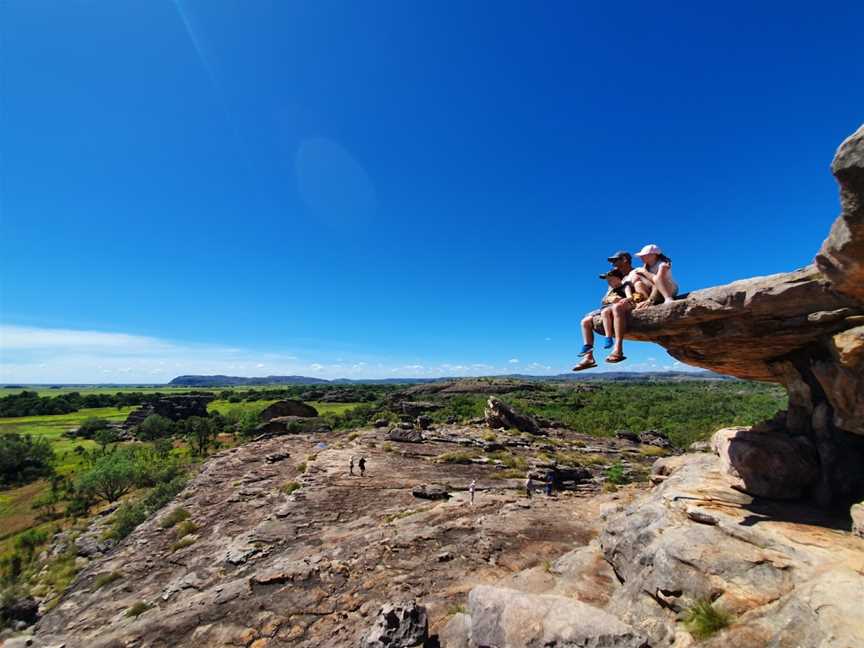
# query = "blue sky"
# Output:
<box><xmin>1</xmin><ymin>1</ymin><xmax>863</xmax><ymax>383</ymax></box>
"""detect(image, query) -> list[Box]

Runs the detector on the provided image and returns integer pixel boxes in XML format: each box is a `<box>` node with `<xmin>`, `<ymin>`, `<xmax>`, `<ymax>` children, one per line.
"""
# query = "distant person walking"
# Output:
<box><xmin>525</xmin><ymin>475</ymin><xmax>533</xmax><ymax>499</ymax></box>
<box><xmin>358</xmin><ymin>456</ymin><xmax>366</xmax><ymax>477</ymax></box>
<box><xmin>469</xmin><ymin>479</ymin><xmax>476</xmax><ymax>505</ymax></box>
<box><xmin>349</xmin><ymin>456</ymin><xmax>355</xmax><ymax>476</ymax></box>
<box><xmin>545</xmin><ymin>473</ymin><xmax>554</xmax><ymax>497</ymax></box>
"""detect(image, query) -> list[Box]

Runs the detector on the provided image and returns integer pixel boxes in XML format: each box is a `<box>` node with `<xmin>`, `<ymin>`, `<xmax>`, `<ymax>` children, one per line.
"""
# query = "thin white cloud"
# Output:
<box><xmin>509</xmin><ymin>358</ymin><xmax>520</xmax><ymax>364</ymax></box>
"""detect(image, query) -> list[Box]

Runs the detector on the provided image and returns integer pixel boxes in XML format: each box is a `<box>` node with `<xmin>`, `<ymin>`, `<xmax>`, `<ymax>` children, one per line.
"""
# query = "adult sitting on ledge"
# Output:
<box><xmin>592</xmin><ymin>123</ymin><xmax>864</xmax><ymax>509</ymax></box>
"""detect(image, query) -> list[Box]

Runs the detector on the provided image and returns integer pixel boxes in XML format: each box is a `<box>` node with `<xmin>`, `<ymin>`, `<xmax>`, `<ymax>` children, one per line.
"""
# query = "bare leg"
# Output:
<box><xmin>581</xmin><ymin>315</ymin><xmax>595</xmax><ymax>348</ymax></box>
<box><xmin>611</xmin><ymin>301</ymin><xmax>632</xmax><ymax>356</ymax></box>
<box><xmin>601</xmin><ymin>308</ymin><xmax>614</xmax><ymax>338</ymax></box>
<box><xmin>654</xmin><ymin>265</ymin><xmax>677</xmax><ymax>303</ymax></box>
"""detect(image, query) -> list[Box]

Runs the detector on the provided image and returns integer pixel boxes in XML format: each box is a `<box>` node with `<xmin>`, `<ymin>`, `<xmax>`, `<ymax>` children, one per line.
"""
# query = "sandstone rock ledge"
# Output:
<box><xmin>595</xmin><ymin>124</ymin><xmax>864</xmax><ymax>507</ymax></box>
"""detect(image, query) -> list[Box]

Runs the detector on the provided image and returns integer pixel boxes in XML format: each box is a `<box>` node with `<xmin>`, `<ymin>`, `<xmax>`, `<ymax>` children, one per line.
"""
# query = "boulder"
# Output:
<box><xmin>852</xmin><ymin>501</ymin><xmax>864</xmax><ymax>538</ymax></box>
<box><xmin>399</xmin><ymin>401</ymin><xmax>442</xmax><ymax>417</ymax></box>
<box><xmin>638</xmin><ymin>429</ymin><xmax>672</xmax><ymax>449</ymax></box>
<box><xmin>122</xmin><ymin>395</ymin><xmax>214</xmax><ymax>429</ymax></box>
<box><xmin>711</xmin><ymin>427</ymin><xmax>819</xmax><ymax>499</ymax></box>
<box><xmin>0</xmin><ymin>596</ymin><xmax>38</xmax><ymax>626</ymax></box>
<box><xmin>361</xmin><ymin>600</ymin><xmax>429</xmax><ymax>648</ymax></box>
<box><xmin>484</xmin><ymin>397</ymin><xmax>541</xmax><ymax>435</ymax></box>
<box><xmin>467</xmin><ymin>585</ymin><xmax>647</xmax><ymax>648</ymax></box>
<box><xmin>411</xmin><ymin>484</ymin><xmax>450</xmax><ymax>500</ymax></box>
<box><xmin>259</xmin><ymin>400</ymin><xmax>318</xmax><ymax>421</ymax></box>
<box><xmin>416</xmin><ymin>415</ymin><xmax>433</xmax><ymax>430</ymax></box>
<box><xmin>254</xmin><ymin>416</ymin><xmax>330</xmax><ymax>437</ymax></box>
<box><xmin>615</xmin><ymin>430</ymin><xmax>640</xmax><ymax>443</ymax></box>
<box><xmin>388</xmin><ymin>428</ymin><xmax>424</xmax><ymax>443</ymax></box>
<box><xmin>373</xmin><ymin>419</ymin><xmax>391</xmax><ymax>428</ymax></box>
<box><xmin>438</xmin><ymin>612</ymin><xmax>471</xmax><ymax>648</ymax></box>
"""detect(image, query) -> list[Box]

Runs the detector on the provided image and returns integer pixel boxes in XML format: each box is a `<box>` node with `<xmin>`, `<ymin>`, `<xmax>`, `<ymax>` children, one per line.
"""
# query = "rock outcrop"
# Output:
<box><xmin>260</xmin><ymin>400</ymin><xmax>319</xmax><ymax>420</ymax></box>
<box><xmin>361</xmin><ymin>600</ymin><xmax>430</xmax><ymax>648</ymax></box>
<box><xmin>595</xmin><ymin>124</ymin><xmax>864</xmax><ymax>507</ymax></box>
<box><xmin>599</xmin><ymin>452</ymin><xmax>864</xmax><ymax>647</ymax></box>
<box><xmin>484</xmin><ymin>397</ymin><xmax>541</xmax><ymax>435</ymax></box>
<box><xmin>123</xmin><ymin>395</ymin><xmax>214</xmax><ymax>429</ymax></box>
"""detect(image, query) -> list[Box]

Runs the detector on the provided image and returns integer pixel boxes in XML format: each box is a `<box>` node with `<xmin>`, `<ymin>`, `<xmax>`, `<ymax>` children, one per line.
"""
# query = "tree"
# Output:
<box><xmin>0</xmin><ymin>433</ymin><xmax>55</xmax><ymax>487</ymax></box>
<box><xmin>78</xmin><ymin>454</ymin><xmax>136</xmax><ymax>503</ymax></box>
<box><xmin>76</xmin><ymin>416</ymin><xmax>111</xmax><ymax>438</ymax></box>
<box><xmin>183</xmin><ymin>417</ymin><xmax>217</xmax><ymax>456</ymax></box>
<box><xmin>137</xmin><ymin>414</ymin><xmax>174</xmax><ymax>441</ymax></box>
<box><xmin>94</xmin><ymin>427</ymin><xmax>119</xmax><ymax>450</ymax></box>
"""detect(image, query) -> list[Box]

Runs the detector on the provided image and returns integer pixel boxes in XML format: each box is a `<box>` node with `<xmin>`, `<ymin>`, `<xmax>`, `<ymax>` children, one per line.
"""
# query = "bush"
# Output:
<box><xmin>14</xmin><ymin>528</ymin><xmax>50</xmax><ymax>562</ymax></box>
<box><xmin>435</xmin><ymin>450</ymin><xmax>480</xmax><ymax>464</ymax></box>
<box><xmin>136</xmin><ymin>414</ymin><xmax>174</xmax><ymax>441</ymax></box>
<box><xmin>605</xmin><ymin>462</ymin><xmax>629</xmax><ymax>485</ymax></box>
<box><xmin>77</xmin><ymin>417</ymin><xmax>111</xmax><ymax>438</ymax></box>
<box><xmin>108</xmin><ymin>502</ymin><xmax>148</xmax><ymax>541</ymax></box>
<box><xmin>125</xmin><ymin>601</ymin><xmax>151</xmax><ymax>617</ymax></box>
<box><xmin>281</xmin><ymin>481</ymin><xmax>300</xmax><ymax>495</ymax></box>
<box><xmin>94</xmin><ymin>427</ymin><xmax>119</xmax><ymax>449</ymax></box>
<box><xmin>683</xmin><ymin>599</ymin><xmax>731</xmax><ymax>639</ymax></box>
<box><xmin>159</xmin><ymin>508</ymin><xmax>190</xmax><ymax>529</ymax></box>
<box><xmin>92</xmin><ymin>571</ymin><xmax>123</xmax><ymax>590</ymax></box>
<box><xmin>0</xmin><ymin>433</ymin><xmax>55</xmax><ymax>487</ymax></box>
<box><xmin>170</xmin><ymin>536</ymin><xmax>196</xmax><ymax>553</ymax></box>
<box><xmin>174</xmin><ymin>520</ymin><xmax>198</xmax><ymax>540</ymax></box>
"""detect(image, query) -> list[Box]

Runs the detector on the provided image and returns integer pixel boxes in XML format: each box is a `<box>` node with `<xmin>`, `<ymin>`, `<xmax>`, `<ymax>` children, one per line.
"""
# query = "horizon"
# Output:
<box><xmin>2</xmin><ymin>2</ymin><xmax>864</xmax><ymax>382</ymax></box>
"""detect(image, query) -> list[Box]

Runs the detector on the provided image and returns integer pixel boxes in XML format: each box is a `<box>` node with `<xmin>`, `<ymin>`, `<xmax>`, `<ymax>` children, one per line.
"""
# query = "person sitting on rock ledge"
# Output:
<box><xmin>629</xmin><ymin>244</ymin><xmax>678</xmax><ymax>308</ymax></box>
<box><xmin>573</xmin><ymin>268</ymin><xmax>633</xmax><ymax>371</ymax></box>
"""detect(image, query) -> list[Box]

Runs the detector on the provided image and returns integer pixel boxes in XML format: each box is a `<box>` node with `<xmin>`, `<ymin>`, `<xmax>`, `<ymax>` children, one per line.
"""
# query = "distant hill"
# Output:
<box><xmin>167</xmin><ymin>370</ymin><xmax>730</xmax><ymax>387</ymax></box>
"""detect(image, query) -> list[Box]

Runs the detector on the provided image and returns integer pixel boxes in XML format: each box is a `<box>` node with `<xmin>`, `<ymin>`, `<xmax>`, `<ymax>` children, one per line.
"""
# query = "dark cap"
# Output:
<box><xmin>607</xmin><ymin>250</ymin><xmax>632</xmax><ymax>263</ymax></box>
<box><xmin>599</xmin><ymin>268</ymin><xmax>624</xmax><ymax>280</ymax></box>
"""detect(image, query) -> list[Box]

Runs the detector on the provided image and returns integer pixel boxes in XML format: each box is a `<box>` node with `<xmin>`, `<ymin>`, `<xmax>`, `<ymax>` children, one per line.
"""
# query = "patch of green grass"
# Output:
<box><xmin>492</xmin><ymin>468</ymin><xmax>526</xmax><ymax>480</ymax></box>
<box><xmin>383</xmin><ymin>508</ymin><xmax>421</xmax><ymax>523</ymax></box>
<box><xmin>281</xmin><ymin>481</ymin><xmax>300</xmax><ymax>495</ymax></box>
<box><xmin>638</xmin><ymin>445</ymin><xmax>668</xmax><ymax>457</ymax></box>
<box><xmin>159</xmin><ymin>507</ymin><xmax>190</xmax><ymax>529</ymax></box>
<box><xmin>435</xmin><ymin>450</ymin><xmax>481</xmax><ymax>464</ymax></box>
<box><xmin>170</xmin><ymin>536</ymin><xmax>196</xmax><ymax>553</ymax></box>
<box><xmin>487</xmin><ymin>451</ymin><xmax>527</xmax><ymax>471</ymax></box>
<box><xmin>92</xmin><ymin>570</ymin><xmax>123</xmax><ymax>590</ymax></box>
<box><xmin>542</xmin><ymin>559</ymin><xmax>554</xmax><ymax>573</ymax></box>
<box><xmin>125</xmin><ymin>601</ymin><xmax>152</xmax><ymax>617</ymax></box>
<box><xmin>683</xmin><ymin>599</ymin><xmax>732</xmax><ymax>639</ymax></box>
<box><xmin>347</xmin><ymin>432</ymin><xmax>360</xmax><ymax>441</ymax></box>
<box><xmin>446</xmin><ymin>603</ymin><xmax>468</xmax><ymax>616</ymax></box>
<box><xmin>383</xmin><ymin>442</ymin><xmax>394</xmax><ymax>453</ymax></box>
<box><xmin>296</xmin><ymin>462</ymin><xmax>307</xmax><ymax>473</ymax></box>
<box><xmin>482</xmin><ymin>432</ymin><xmax>497</xmax><ymax>442</ymax></box>
<box><xmin>174</xmin><ymin>520</ymin><xmax>198</xmax><ymax>540</ymax></box>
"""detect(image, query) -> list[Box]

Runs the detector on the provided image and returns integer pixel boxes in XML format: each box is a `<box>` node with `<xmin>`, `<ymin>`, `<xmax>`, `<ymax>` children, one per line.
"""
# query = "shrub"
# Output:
<box><xmin>92</xmin><ymin>571</ymin><xmax>123</xmax><ymax>590</ymax></box>
<box><xmin>296</xmin><ymin>462</ymin><xmax>307</xmax><ymax>473</ymax></box>
<box><xmin>108</xmin><ymin>502</ymin><xmax>148</xmax><ymax>541</ymax></box>
<box><xmin>383</xmin><ymin>442</ymin><xmax>394</xmax><ymax>453</ymax></box>
<box><xmin>605</xmin><ymin>462</ymin><xmax>629</xmax><ymax>485</ymax></box>
<box><xmin>683</xmin><ymin>599</ymin><xmax>731</xmax><ymax>639</ymax></box>
<box><xmin>0</xmin><ymin>433</ymin><xmax>55</xmax><ymax>487</ymax></box>
<box><xmin>77</xmin><ymin>416</ymin><xmax>111</xmax><ymax>438</ymax></box>
<box><xmin>125</xmin><ymin>601</ymin><xmax>151</xmax><ymax>617</ymax></box>
<box><xmin>159</xmin><ymin>507</ymin><xmax>190</xmax><ymax>529</ymax></box>
<box><xmin>0</xmin><ymin>554</ymin><xmax>23</xmax><ymax>586</ymax></box>
<box><xmin>170</xmin><ymin>536</ymin><xmax>196</xmax><ymax>553</ymax></box>
<box><xmin>14</xmin><ymin>528</ymin><xmax>50</xmax><ymax>561</ymax></box>
<box><xmin>94</xmin><ymin>427</ymin><xmax>119</xmax><ymax>449</ymax></box>
<box><xmin>181</xmin><ymin>417</ymin><xmax>218</xmax><ymax>456</ymax></box>
<box><xmin>281</xmin><ymin>481</ymin><xmax>300</xmax><ymax>495</ymax></box>
<box><xmin>141</xmin><ymin>476</ymin><xmax>187</xmax><ymax>510</ymax></box>
<box><xmin>174</xmin><ymin>520</ymin><xmax>198</xmax><ymax>540</ymax></box>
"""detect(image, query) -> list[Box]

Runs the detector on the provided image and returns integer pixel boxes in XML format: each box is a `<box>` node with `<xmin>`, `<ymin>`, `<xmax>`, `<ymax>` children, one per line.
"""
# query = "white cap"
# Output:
<box><xmin>635</xmin><ymin>244</ymin><xmax>662</xmax><ymax>258</ymax></box>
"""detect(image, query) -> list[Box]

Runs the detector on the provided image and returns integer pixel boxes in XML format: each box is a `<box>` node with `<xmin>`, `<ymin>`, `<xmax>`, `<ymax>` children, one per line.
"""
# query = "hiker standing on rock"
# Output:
<box><xmin>349</xmin><ymin>456</ymin><xmax>355</xmax><ymax>476</ymax></box>
<box><xmin>469</xmin><ymin>479</ymin><xmax>476</xmax><ymax>505</ymax></box>
<box><xmin>359</xmin><ymin>456</ymin><xmax>366</xmax><ymax>477</ymax></box>
<box><xmin>545</xmin><ymin>473</ymin><xmax>554</xmax><ymax>497</ymax></box>
<box><xmin>525</xmin><ymin>475</ymin><xmax>533</xmax><ymax>499</ymax></box>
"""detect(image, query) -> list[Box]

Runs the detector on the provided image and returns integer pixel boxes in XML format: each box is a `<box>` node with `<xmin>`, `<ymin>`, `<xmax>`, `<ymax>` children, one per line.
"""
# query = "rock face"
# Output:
<box><xmin>260</xmin><ymin>400</ymin><xmax>319</xmax><ymax>420</ymax></box>
<box><xmin>594</xmin><ymin>124</ymin><xmax>864</xmax><ymax>506</ymax></box>
<box><xmin>599</xmin><ymin>453</ymin><xmax>864</xmax><ymax>647</ymax></box>
<box><xmin>361</xmin><ymin>600</ymin><xmax>429</xmax><ymax>648</ymax></box>
<box><xmin>254</xmin><ymin>416</ymin><xmax>331</xmax><ymax>436</ymax></box>
<box><xmin>466</xmin><ymin>585</ymin><xmax>647</xmax><ymax>648</ymax></box>
<box><xmin>123</xmin><ymin>395</ymin><xmax>214</xmax><ymax>429</ymax></box>
<box><xmin>388</xmin><ymin>428</ymin><xmax>425</xmax><ymax>443</ymax></box>
<box><xmin>484</xmin><ymin>397</ymin><xmax>541</xmax><ymax>435</ymax></box>
<box><xmin>711</xmin><ymin>426</ymin><xmax>819</xmax><ymax>499</ymax></box>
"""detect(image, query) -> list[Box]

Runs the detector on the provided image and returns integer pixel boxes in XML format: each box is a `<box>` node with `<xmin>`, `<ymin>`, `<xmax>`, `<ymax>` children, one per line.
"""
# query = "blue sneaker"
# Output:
<box><xmin>603</xmin><ymin>336</ymin><xmax>614</xmax><ymax>349</ymax></box>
